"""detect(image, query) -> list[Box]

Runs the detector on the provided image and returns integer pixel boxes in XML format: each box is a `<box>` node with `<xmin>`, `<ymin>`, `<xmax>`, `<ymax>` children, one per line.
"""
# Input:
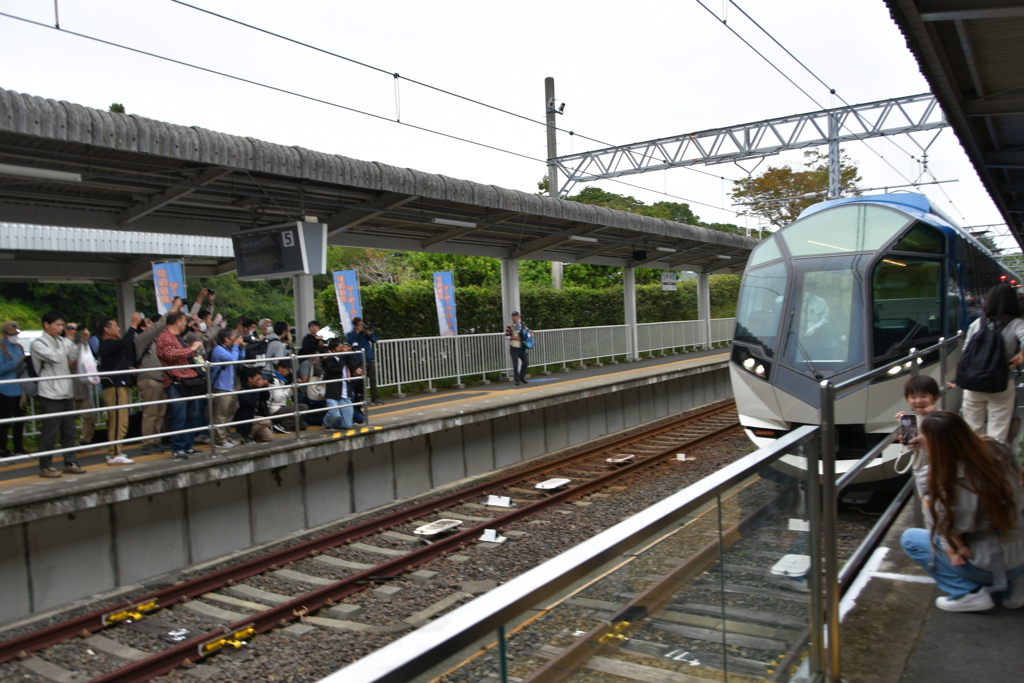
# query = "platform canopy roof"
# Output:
<box><xmin>0</xmin><ymin>87</ymin><xmax>756</xmax><ymax>283</ymax></box>
<box><xmin>885</xmin><ymin>0</ymin><xmax>1024</xmax><ymax>249</ymax></box>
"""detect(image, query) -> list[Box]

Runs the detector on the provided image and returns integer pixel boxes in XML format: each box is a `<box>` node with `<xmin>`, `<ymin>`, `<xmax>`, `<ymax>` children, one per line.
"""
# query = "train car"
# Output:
<box><xmin>730</xmin><ymin>193</ymin><xmax>1020</xmax><ymax>486</ymax></box>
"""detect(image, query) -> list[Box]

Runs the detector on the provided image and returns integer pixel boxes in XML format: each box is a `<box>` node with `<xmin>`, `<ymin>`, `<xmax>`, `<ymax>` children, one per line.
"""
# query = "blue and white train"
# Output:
<box><xmin>730</xmin><ymin>193</ymin><xmax>1020</xmax><ymax>485</ymax></box>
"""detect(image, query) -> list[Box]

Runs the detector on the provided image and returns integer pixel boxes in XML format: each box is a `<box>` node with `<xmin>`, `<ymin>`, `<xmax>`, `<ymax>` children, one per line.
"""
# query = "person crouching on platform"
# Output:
<box><xmin>901</xmin><ymin>411</ymin><xmax>1024</xmax><ymax>612</ymax></box>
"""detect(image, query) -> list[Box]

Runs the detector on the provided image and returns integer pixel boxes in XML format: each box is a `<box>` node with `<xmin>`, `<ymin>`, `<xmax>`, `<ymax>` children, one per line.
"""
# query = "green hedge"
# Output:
<box><xmin>317</xmin><ymin>274</ymin><xmax>740</xmax><ymax>339</ymax></box>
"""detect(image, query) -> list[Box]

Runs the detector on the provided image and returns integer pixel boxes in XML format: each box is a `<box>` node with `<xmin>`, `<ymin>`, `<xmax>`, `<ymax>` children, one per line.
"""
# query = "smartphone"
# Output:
<box><xmin>900</xmin><ymin>413</ymin><xmax>917</xmax><ymax>446</ymax></box>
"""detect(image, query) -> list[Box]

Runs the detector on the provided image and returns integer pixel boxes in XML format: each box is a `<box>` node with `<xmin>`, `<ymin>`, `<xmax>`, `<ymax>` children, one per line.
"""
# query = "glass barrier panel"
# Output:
<box><xmin>406</xmin><ymin>459</ymin><xmax>816</xmax><ymax>683</ymax></box>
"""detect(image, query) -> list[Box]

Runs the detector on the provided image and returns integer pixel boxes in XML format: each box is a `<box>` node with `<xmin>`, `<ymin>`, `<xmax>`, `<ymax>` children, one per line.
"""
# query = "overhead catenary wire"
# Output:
<box><xmin>166</xmin><ymin>1</ymin><xmax>736</xmax><ymax>198</ymax></box>
<box><xmin>0</xmin><ymin>9</ymin><xmax>742</xmax><ymax>219</ymax></box>
<box><xmin>708</xmin><ymin>0</ymin><xmax>970</xmax><ymax>221</ymax></box>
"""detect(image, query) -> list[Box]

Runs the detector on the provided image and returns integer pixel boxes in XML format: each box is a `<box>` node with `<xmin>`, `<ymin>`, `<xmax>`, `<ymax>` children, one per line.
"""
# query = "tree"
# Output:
<box><xmin>730</xmin><ymin>150</ymin><xmax>861</xmax><ymax>229</ymax></box>
<box><xmin>109</xmin><ymin>102</ymin><xmax>125</xmax><ymax>114</ymax></box>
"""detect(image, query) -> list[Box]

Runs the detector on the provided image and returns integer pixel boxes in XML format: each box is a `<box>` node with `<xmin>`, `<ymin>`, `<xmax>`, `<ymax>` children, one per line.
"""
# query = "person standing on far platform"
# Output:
<box><xmin>31</xmin><ymin>311</ymin><xmax>88</xmax><ymax>478</ymax></box>
<box><xmin>346</xmin><ymin>317</ymin><xmax>382</xmax><ymax>405</ymax></box>
<box><xmin>0</xmin><ymin>321</ymin><xmax>26</xmax><ymax>458</ymax></box>
<box><xmin>97</xmin><ymin>314</ymin><xmax>140</xmax><ymax>464</ymax></box>
<box><xmin>505</xmin><ymin>310</ymin><xmax>531</xmax><ymax>385</ymax></box>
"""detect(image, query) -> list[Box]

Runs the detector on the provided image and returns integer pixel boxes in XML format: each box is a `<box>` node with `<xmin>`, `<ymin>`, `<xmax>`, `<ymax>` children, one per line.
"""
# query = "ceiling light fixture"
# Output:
<box><xmin>432</xmin><ymin>217</ymin><xmax>477</xmax><ymax>229</ymax></box>
<box><xmin>0</xmin><ymin>163</ymin><xmax>82</xmax><ymax>183</ymax></box>
<box><xmin>655</xmin><ymin>247</ymin><xmax>676</xmax><ymax>253</ymax></box>
<box><xmin>569</xmin><ymin>235</ymin><xmax>598</xmax><ymax>243</ymax></box>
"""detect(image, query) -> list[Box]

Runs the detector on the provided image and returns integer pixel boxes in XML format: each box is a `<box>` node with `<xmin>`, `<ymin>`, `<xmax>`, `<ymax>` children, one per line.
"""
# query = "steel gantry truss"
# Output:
<box><xmin>551</xmin><ymin>93</ymin><xmax>947</xmax><ymax>197</ymax></box>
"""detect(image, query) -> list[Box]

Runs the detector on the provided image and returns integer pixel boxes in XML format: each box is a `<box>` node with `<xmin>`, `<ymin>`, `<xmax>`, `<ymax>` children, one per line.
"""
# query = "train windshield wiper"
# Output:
<box><xmin>787</xmin><ymin>327</ymin><xmax>824</xmax><ymax>380</ymax></box>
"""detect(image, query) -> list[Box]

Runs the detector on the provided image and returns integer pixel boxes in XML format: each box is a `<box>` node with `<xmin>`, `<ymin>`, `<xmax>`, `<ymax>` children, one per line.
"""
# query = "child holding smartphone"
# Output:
<box><xmin>896</xmin><ymin>375</ymin><xmax>942</xmax><ymax>516</ymax></box>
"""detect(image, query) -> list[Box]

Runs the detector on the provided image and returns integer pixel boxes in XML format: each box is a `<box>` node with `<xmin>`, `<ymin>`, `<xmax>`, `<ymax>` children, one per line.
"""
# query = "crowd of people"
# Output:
<box><xmin>0</xmin><ymin>287</ymin><xmax>379</xmax><ymax>477</ymax></box>
<box><xmin>897</xmin><ymin>283</ymin><xmax>1024</xmax><ymax>613</ymax></box>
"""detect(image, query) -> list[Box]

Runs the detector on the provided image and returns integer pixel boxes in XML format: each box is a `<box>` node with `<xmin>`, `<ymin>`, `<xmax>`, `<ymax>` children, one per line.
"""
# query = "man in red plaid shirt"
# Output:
<box><xmin>157</xmin><ymin>311</ymin><xmax>207</xmax><ymax>459</ymax></box>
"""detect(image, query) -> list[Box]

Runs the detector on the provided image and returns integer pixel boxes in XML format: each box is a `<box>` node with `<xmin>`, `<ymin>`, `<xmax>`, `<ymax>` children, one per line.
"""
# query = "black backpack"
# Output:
<box><xmin>245</xmin><ymin>337</ymin><xmax>269</xmax><ymax>362</ymax></box>
<box><xmin>956</xmin><ymin>317</ymin><xmax>1008</xmax><ymax>393</ymax></box>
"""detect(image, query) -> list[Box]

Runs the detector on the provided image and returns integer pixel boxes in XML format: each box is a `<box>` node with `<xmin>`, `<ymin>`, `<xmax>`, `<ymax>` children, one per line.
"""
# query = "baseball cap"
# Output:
<box><xmin>2</xmin><ymin>321</ymin><xmax>19</xmax><ymax>336</ymax></box>
<box><xmin>511</xmin><ymin>310</ymin><xmax>520</xmax><ymax>316</ymax></box>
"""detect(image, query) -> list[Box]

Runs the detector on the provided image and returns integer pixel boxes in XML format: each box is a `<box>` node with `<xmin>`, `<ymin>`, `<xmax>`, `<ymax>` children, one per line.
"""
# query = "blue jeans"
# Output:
<box><xmin>167</xmin><ymin>384</ymin><xmax>205</xmax><ymax>452</ymax></box>
<box><xmin>901</xmin><ymin>528</ymin><xmax>1024</xmax><ymax>598</ymax></box>
<box><xmin>324</xmin><ymin>398</ymin><xmax>365</xmax><ymax>430</ymax></box>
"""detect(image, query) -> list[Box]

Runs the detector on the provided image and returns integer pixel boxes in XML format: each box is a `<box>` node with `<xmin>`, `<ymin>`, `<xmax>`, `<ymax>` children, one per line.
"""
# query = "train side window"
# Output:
<box><xmin>891</xmin><ymin>223</ymin><xmax>944</xmax><ymax>253</ymax></box>
<box><xmin>872</xmin><ymin>257</ymin><xmax>943</xmax><ymax>363</ymax></box>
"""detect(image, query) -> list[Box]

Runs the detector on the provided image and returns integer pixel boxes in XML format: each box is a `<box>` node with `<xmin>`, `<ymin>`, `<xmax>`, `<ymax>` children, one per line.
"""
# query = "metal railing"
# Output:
<box><xmin>320</xmin><ymin>338</ymin><xmax>956</xmax><ymax>683</ymax></box>
<box><xmin>1</xmin><ymin>318</ymin><xmax>735</xmax><ymax>458</ymax></box>
<box><xmin>375</xmin><ymin>318</ymin><xmax>735</xmax><ymax>392</ymax></box>
<box><xmin>0</xmin><ymin>349</ymin><xmax>369</xmax><ymax>463</ymax></box>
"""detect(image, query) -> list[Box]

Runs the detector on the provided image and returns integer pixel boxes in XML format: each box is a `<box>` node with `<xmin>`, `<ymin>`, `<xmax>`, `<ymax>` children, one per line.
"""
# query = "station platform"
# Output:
<box><xmin>841</xmin><ymin>499</ymin><xmax>1024</xmax><ymax>682</ymax></box>
<box><xmin>0</xmin><ymin>348</ymin><xmax>732</xmax><ymax>624</ymax></box>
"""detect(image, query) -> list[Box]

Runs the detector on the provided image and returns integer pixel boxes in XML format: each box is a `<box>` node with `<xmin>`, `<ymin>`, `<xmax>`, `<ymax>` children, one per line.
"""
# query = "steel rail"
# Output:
<box><xmin>0</xmin><ymin>402</ymin><xmax>735</xmax><ymax>668</ymax></box>
<box><xmin>86</xmin><ymin>413</ymin><xmax>741</xmax><ymax>682</ymax></box>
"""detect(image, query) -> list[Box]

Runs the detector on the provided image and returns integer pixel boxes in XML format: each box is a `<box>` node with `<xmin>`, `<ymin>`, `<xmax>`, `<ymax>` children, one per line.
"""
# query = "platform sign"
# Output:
<box><xmin>661</xmin><ymin>271</ymin><xmax>678</xmax><ymax>291</ymax></box>
<box><xmin>433</xmin><ymin>271</ymin><xmax>457</xmax><ymax>337</ymax></box>
<box><xmin>233</xmin><ymin>221</ymin><xmax>327</xmax><ymax>281</ymax></box>
<box><xmin>333</xmin><ymin>270</ymin><xmax>361</xmax><ymax>334</ymax></box>
<box><xmin>153</xmin><ymin>261</ymin><xmax>186</xmax><ymax>315</ymax></box>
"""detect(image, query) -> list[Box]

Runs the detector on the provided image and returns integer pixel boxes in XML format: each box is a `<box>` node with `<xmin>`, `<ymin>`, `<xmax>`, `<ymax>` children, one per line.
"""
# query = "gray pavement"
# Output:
<box><xmin>840</xmin><ymin>501</ymin><xmax>1024</xmax><ymax>683</ymax></box>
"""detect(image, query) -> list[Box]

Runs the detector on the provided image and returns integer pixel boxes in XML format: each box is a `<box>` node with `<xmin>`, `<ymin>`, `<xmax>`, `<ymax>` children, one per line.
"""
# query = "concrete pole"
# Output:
<box><xmin>115</xmin><ymin>281</ymin><xmax>136</xmax><ymax>329</ymax></box>
<box><xmin>293</xmin><ymin>274</ymin><xmax>317</xmax><ymax>340</ymax></box>
<box><xmin>697</xmin><ymin>271</ymin><xmax>712</xmax><ymax>349</ymax></box>
<box><xmin>546</xmin><ymin>77</ymin><xmax>564</xmax><ymax>291</ymax></box>
<box><xmin>501</xmin><ymin>258</ymin><xmax>520</xmax><ymax>323</ymax></box>
<box><xmin>624</xmin><ymin>266</ymin><xmax>638</xmax><ymax>361</ymax></box>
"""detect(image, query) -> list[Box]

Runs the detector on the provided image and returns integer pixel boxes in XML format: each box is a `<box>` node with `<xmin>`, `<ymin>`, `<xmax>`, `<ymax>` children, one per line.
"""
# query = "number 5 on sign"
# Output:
<box><xmin>282</xmin><ymin>230</ymin><xmax>296</xmax><ymax>247</ymax></box>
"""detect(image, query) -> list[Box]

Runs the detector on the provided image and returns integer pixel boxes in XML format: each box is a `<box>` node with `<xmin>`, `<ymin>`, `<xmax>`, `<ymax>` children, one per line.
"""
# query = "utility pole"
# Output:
<box><xmin>828</xmin><ymin>112</ymin><xmax>841</xmax><ymax>199</ymax></box>
<box><xmin>546</xmin><ymin>77</ymin><xmax>563</xmax><ymax>290</ymax></box>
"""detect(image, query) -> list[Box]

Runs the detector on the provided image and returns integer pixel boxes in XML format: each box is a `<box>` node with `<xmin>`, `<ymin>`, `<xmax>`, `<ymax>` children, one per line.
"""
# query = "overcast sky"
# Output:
<box><xmin>0</xmin><ymin>0</ymin><xmax>1010</xmax><ymax>247</ymax></box>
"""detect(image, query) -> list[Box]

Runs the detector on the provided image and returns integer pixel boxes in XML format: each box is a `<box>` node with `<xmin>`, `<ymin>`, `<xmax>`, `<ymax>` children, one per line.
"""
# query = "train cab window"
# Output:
<box><xmin>734</xmin><ymin>261</ymin><xmax>788</xmax><ymax>357</ymax></box>
<box><xmin>747</xmin><ymin>235</ymin><xmax>782</xmax><ymax>267</ymax></box>
<box><xmin>781</xmin><ymin>263</ymin><xmax>864</xmax><ymax>375</ymax></box>
<box><xmin>780</xmin><ymin>204</ymin><xmax>911</xmax><ymax>257</ymax></box>
<box><xmin>872</xmin><ymin>257</ymin><xmax>943</xmax><ymax>363</ymax></box>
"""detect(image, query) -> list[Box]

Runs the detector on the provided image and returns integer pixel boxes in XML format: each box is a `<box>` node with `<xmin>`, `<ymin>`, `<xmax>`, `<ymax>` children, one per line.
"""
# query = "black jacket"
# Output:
<box><xmin>322</xmin><ymin>353</ymin><xmax>363</xmax><ymax>402</ymax></box>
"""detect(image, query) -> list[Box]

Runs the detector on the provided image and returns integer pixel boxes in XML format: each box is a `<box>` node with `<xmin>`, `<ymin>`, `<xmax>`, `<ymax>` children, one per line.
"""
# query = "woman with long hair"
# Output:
<box><xmin>957</xmin><ymin>284</ymin><xmax>1024</xmax><ymax>441</ymax></box>
<box><xmin>901</xmin><ymin>411</ymin><xmax>1024</xmax><ymax>611</ymax></box>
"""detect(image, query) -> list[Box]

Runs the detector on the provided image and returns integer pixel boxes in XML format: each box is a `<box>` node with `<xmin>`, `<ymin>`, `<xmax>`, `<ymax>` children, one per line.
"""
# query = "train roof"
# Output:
<box><xmin>797</xmin><ymin>193</ymin><xmax>958</xmax><ymax>230</ymax></box>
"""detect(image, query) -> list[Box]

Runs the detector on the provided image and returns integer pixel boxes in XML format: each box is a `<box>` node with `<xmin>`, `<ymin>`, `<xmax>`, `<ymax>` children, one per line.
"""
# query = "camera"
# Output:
<box><xmin>208</xmin><ymin>289</ymin><xmax>215</xmax><ymax>296</ymax></box>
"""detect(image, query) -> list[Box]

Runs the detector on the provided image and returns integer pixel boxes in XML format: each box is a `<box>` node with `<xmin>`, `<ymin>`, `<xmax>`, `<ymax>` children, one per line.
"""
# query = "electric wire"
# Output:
<box><xmin>166</xmin><ymin>1</ymin><xmax>735</xmax><ymax>196</ymax></box>
<box><xmin>720</xmin><ymin>0</ymin><xmax>970</xmax><ymax>219</ymax></box>
<box><xmin>0</xmin><ymin>10</ymin><xmax>741</xmax><ymax>220</ymax></box>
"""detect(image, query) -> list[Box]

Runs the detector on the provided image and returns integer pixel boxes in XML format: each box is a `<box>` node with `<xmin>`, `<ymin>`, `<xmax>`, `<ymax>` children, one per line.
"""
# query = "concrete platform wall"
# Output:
<box><xmin>0</xmin><ymin>362</ymin><xmax>729</xmax><ymax>625</ymax></box>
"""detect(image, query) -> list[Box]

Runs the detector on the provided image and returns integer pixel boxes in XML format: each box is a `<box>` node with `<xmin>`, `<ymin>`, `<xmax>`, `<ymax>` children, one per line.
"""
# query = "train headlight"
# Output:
<box><xmin>733</xmin><ymin>346</ymin><xmax>771</xmax><ymax>381</ymax></box>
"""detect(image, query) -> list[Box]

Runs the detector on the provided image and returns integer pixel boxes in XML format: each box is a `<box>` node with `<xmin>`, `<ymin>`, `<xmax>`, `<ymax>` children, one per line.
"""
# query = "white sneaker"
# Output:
<box><xmin>215</xmin><ymin>441</ymin><xmax>236</xmax><ymax>449</ymax></box>
<box><xmin>936</xmin><ymin>589</ymin><xmax>994</xmax><ymax>612</ymax></box>
<box><xmin>1002</xmin><ymin>575</ymin><xmax>1024</xmax><ymax>609</ymax></box>
<box><xmin>106</xmin><ymin>454</ymin><xmax>135</xmax><ymax>465</ymax></box>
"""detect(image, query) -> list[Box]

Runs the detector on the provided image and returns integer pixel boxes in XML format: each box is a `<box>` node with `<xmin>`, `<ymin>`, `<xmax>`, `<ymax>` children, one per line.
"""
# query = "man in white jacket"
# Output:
<box><xmin>31</xmin><ymin>311</ymin><xmax>88</xmax><ymax>478</ymax></box>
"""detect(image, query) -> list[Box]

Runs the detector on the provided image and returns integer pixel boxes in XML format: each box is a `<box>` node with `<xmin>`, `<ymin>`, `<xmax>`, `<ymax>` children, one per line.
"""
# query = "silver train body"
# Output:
<box><xmin>730</xmin><ymin>193</ymin><xmax>1019</xmax><ymax>485</ymax></box>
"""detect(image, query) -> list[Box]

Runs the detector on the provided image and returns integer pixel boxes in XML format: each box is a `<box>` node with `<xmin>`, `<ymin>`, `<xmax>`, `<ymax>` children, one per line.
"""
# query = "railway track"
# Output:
<box><xmin>0</xmin><ymin>401</ymin><xmax>742</xmax><ymax>683</ymax></box>
<box><xmin>435</xmin><ymin>474</ymin><xmax>880</xmax><ymax>683</ymax></box>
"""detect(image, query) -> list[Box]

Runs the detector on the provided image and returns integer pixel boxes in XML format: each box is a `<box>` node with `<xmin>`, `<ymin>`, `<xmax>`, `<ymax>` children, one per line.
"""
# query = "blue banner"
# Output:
<box><xmin>333</xmin><ymin>270</ymin><xmax>362</xmax><ymax>334</ymax></box>
<box><xmin>153</xmin><ymin>261</ymin><xmax>186</xmax><ymax>315</ymax></box>
<box><xmin>433</xmin><ymin>271</ymin><xmax>457</xmax><ymax>337</ymax></box>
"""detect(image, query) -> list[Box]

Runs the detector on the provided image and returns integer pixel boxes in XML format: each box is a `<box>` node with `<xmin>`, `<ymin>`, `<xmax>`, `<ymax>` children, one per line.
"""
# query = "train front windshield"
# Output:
<box><xmin>736</xmin><ymin>203</ymin><xmax>918</xmax><ymax>379</ymax></box>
